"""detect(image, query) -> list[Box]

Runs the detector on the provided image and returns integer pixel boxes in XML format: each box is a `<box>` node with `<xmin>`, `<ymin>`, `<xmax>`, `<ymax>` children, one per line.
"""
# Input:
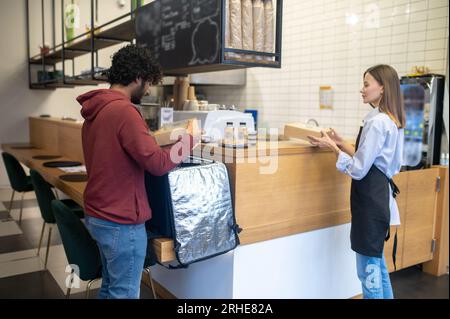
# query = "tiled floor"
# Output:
<box><xmin>0</xmin><ymin>187</ymin><xmax>448</xmax><ymax>299</ymax></box>
<box><xmin>390</xmin><ymin>265</ymin><xmax>449</xmax><ymax>299</ymax></box>
<box><xmin>0</xmin><ymin>187</ymin><xmax>154</xmax><ymax>299</ymax></box>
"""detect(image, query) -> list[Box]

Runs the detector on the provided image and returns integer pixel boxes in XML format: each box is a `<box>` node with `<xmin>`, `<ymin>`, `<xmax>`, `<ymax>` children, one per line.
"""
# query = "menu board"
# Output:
<box><xmin>136</xmin><ymin>0</ymin><xmax>222</xmax><ymax>71</ymax></box>
<box><xmin>136</xmin><ymin>1</ymin><xmax>162</xmax><ymax>60</ymax></box>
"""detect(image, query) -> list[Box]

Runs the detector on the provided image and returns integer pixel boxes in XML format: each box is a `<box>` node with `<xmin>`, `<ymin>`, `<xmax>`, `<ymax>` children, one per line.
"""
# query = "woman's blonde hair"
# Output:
<box><xmin>364</xmin><ymin>64</ymin><xmax>406</xmax><ymax>128</ymax></box>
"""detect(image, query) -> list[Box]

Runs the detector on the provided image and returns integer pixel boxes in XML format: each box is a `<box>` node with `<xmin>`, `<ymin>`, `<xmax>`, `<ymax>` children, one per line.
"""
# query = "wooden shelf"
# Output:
<box><xmin>162</xmin><ymin>59</ymin><xmax>279</xmax><ymax>76</ymax></box>
<box><xmin>30</xmin><ymin>19</ymin><xmax>135</xmax><ymax>65</ymax></box>
<box><xmin>31</xmin><ymin>83</ymin><xmax>74</xmax><ymax>89</ymax></box>
<box><xmin>31</xmin><ymin>77</ymin><xmax>106</xmax><ymax>89</ymax></box>
<box><xmin>65</xmin><ymin>78</ymin><xmax>106</xmax><ymax>86</ymax></box>
<box><xmin>163</xmin><ymin>63</ymin><xmax>247</xmax><ymax>76</ymax></box>
<box><xmin>45</xmin><ymin>82</ymin><xmax>75</xmax><ymax>88</ymax></box>
<box><xmin>29</xmin><ymin>84</ymin><xmax>56</xmax><ymax>90</ymax></box>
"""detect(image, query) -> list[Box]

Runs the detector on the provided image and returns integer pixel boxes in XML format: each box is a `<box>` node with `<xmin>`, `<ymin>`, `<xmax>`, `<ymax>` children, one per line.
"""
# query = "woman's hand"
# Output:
<box><xmin>307</xmin><ymin>131</ymin><xmax>341</xmax><ymax>155</ymax></box>
<box><xmin>328</xmin><ymin>128</ymin><xmax>344</xmax><ymax>147</ymax></box>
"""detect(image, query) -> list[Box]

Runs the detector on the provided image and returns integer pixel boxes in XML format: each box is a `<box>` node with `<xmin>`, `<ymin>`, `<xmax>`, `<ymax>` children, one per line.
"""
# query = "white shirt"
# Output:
<box><xmin>336</xmin><ymin>107</ymin><xmax>404</xmax><ymax>226</ymax></box>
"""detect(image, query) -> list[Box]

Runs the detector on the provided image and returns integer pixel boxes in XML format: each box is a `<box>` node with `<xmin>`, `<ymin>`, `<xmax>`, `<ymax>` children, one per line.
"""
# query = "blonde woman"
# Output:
<box><xmin>308</xmin><ymin>65</ymin><xmax>405</xmax><ymax>299</ymax></box>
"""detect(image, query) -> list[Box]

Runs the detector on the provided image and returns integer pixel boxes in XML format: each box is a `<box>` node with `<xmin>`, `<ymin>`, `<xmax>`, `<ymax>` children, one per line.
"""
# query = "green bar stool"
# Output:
<box><xmin>1</xmin><ymin>152</ymin><xmax>34</xmax><ymax>223</ymax></box>
<box><xmin>52</xmin><ymin>199</ymin><xmax>158</xmax><ymax>299</ymax></box>
<box><xmin>30</xmin><ymin>169</ymin><xmax>84</xmax><ymax>269</ymax></box>
<box><xmin>51</xmin><ymin>199</ymin><xmax>102</xmax><ymax>299</ymax></box>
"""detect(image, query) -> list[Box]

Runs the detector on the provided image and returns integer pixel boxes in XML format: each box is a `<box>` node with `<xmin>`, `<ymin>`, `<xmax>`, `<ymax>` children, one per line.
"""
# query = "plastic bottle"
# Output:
<box><xmin>224</xmin><ymin>122</ymin><xmax>235</xmax><ymax>146</ymax></box>
<box><xmin>440</xmin><ymin>153</ymin><xmax>446</xmax><ymax>166</ymax></box>
<box><xmin>237</xmin><ymin>122</ymin><xmax>248</xmax><ymax>147</ymax></box>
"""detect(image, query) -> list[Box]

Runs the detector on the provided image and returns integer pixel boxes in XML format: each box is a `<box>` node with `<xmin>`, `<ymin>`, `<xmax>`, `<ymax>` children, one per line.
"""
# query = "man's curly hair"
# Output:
<box><xmin>107</xmin><ymin>44</ymin><xmax>162</xmax><ymax>86</ymax></box>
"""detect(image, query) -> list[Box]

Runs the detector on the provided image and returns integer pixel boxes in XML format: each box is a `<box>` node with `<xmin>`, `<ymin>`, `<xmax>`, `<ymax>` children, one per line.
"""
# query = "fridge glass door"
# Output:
<box><xmin>402</xmin><ymin>84</ymin><xmax>426</xmax><ymax>167</ymax></box>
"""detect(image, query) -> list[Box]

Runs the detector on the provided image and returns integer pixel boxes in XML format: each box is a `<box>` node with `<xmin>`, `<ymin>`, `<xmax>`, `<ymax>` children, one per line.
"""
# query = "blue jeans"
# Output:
<box><xmin>356</xmin><ymin>252</ymin><xmax>394</xmax><ymax>299</ymax></box>
<box><xmin>85</xmin><ymin>215</ymin><xmax>147</xmax><ymax>299</ymax></box>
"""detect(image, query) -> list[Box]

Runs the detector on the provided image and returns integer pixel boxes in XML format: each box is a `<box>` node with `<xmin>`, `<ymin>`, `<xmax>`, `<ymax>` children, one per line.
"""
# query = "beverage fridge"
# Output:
<box><xmin>400</xmin><ymin>74</ymin><xmax>446</xmax><ymax>170</ymax></box>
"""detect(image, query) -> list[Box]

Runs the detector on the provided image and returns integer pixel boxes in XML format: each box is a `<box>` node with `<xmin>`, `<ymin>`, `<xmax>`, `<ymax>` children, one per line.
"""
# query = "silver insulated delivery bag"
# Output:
<box><xmin>145</xmin><ymin>158</ymin><xmax>241</xmax><ymax>268</ymax></box>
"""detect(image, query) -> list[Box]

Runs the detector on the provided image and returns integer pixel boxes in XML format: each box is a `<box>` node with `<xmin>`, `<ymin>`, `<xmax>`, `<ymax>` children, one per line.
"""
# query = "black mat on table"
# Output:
<box><xmin>59</xmin><ymin>174</ymin><xmax>88</xmax><ymax>182</ymax></box>
<box><xmin>43</xmin><ymin>161</ymin><xmax>82</xmax><ymax>168</ymax></box>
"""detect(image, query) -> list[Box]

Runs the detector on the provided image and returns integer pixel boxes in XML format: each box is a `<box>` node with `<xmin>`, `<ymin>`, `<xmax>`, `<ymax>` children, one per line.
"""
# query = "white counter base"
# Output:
<box><xmin>151</xmin><ymin>223</ymin><xmax>362</xmax><ymax>299</ymax></box>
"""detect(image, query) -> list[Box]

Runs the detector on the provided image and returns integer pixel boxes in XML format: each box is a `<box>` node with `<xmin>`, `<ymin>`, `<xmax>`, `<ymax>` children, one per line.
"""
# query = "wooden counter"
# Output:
<box><xmin>198</xmin><ymin>141</ymin><xmax>353</xmax><ymax>244</ymax></box>
<box><xmin>2</xmin><ymin>116</ymin><xmax>448</xmax><ymax>275</ymax></box>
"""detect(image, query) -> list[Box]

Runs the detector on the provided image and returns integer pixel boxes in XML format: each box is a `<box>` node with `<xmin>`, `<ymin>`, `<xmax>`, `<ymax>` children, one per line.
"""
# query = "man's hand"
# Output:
<box><xmin>186</xmin><ymin>119</ymin><xmax>201</xmax><ymax>147</ymax></box>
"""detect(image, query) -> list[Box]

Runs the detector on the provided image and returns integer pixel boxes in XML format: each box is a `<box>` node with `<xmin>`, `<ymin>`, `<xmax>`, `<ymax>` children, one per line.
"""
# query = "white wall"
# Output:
<box><xmin>150</xmin><ymin>223</ymin><xmax>360</xmax><ymax>299</ymax></box>
<box><xmin>203</xmin><ymin>0</ymin><xmax>449</xmax><ymax>139</ymax></box>
<box><xmin>232</xmin><ymin>223</ymin><xmax>360</xmax><ymax>299</ymax></box>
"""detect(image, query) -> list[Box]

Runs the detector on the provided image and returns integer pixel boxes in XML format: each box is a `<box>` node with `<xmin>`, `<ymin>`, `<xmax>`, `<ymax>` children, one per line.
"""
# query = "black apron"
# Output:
<box><xmin>350</xmin><ymin>127</ymin><xmax>400</xmax><ymax>263</ymax></box>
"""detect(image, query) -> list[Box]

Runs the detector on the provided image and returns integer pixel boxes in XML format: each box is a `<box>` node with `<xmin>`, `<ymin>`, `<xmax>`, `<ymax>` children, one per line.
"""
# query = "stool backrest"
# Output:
<box><xmin>2</xmin><ymin>152</ymin><xmax>29</xmax><ymax>192</ymax></box>
<box><xmin>30</xmin><ymin>170</ymin><xmax>56</xmax><ymax>224</ymax></box>
<box><xmin>52</xmin><ymin>200</ymin><xmax>102</xmax><ymax>281</ymax></box>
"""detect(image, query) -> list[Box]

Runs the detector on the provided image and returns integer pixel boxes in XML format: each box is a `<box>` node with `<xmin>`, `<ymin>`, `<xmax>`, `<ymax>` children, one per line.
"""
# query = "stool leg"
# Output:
<box><xmin>86</xmin><ymin>278</ymin><xmax>100</xmax><ymax>299</ymax></box>
<box><xmin>37</xmin><ymin>221</ymin><xmax>46</xmax><ymax>256</ymax></box>
<box><xmin>44</xmin><ymin>225</ymin><xmax>53</xmax><ymax>269</ymax></box>
<box><xmin>18</xmin><ymin>192</ymin><xmax>25</xmax><ymax>224</ymax></box>
<box><xmin>66</xmin><ymin>269</ymin><xmax>74</xmax><ymax>299</ymax></box>
<box><xmin>144</xmin><ymin>268</ymin><xmax>157</xmax><ymax>299</ymax></box>
<box><xmin>8</xmin><ymin>190</ymin><xmax>15</xmax><ymax>212</ymax></box>
<box><xmin>86</xmin><ymin>280</ymin><xmax>93</xmax><ymax>299</ymax></box>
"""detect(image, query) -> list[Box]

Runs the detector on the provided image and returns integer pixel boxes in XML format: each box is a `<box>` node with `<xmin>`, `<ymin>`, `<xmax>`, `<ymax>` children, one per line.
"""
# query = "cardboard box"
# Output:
<box><xmin>284</xmin><ymin>123</ymin><xmax>331</xmax><ymax>141</ymax></box>
<box><xmin>152</xmin><ymin>119</ymin><xmax>199</xmax><ymax>147</ymax></box>
<box><xmin>153</xmin><ymin>127</ymin><xmax>187</xmax><ymax>146</ymax></box>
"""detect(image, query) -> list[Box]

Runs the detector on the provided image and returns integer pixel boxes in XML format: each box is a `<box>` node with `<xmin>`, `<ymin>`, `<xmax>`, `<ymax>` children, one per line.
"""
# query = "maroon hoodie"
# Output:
<box><xmin>78</xmin><ymin>89</ymin><xmax>192</xmax><ymax>225</ymax></box>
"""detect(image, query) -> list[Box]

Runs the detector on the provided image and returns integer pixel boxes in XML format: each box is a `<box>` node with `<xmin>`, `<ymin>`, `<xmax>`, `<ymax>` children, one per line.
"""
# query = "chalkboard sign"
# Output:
<box><xmin>136</xmin><ymin>1</ymin><xmax>162</xmax><ymax>60</ymax></box>
<box><xmin>136</xmin><ymin>0</ymin><xmax>221</xmax><ymax>72</ymax></box>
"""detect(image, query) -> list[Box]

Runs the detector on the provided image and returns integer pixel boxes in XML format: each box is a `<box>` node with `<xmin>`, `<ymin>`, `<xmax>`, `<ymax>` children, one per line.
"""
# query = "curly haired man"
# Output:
<box><xmin>77</xmin><ymin>45</ymin><xmax>196</xmax><ymax>299</ymax></box>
